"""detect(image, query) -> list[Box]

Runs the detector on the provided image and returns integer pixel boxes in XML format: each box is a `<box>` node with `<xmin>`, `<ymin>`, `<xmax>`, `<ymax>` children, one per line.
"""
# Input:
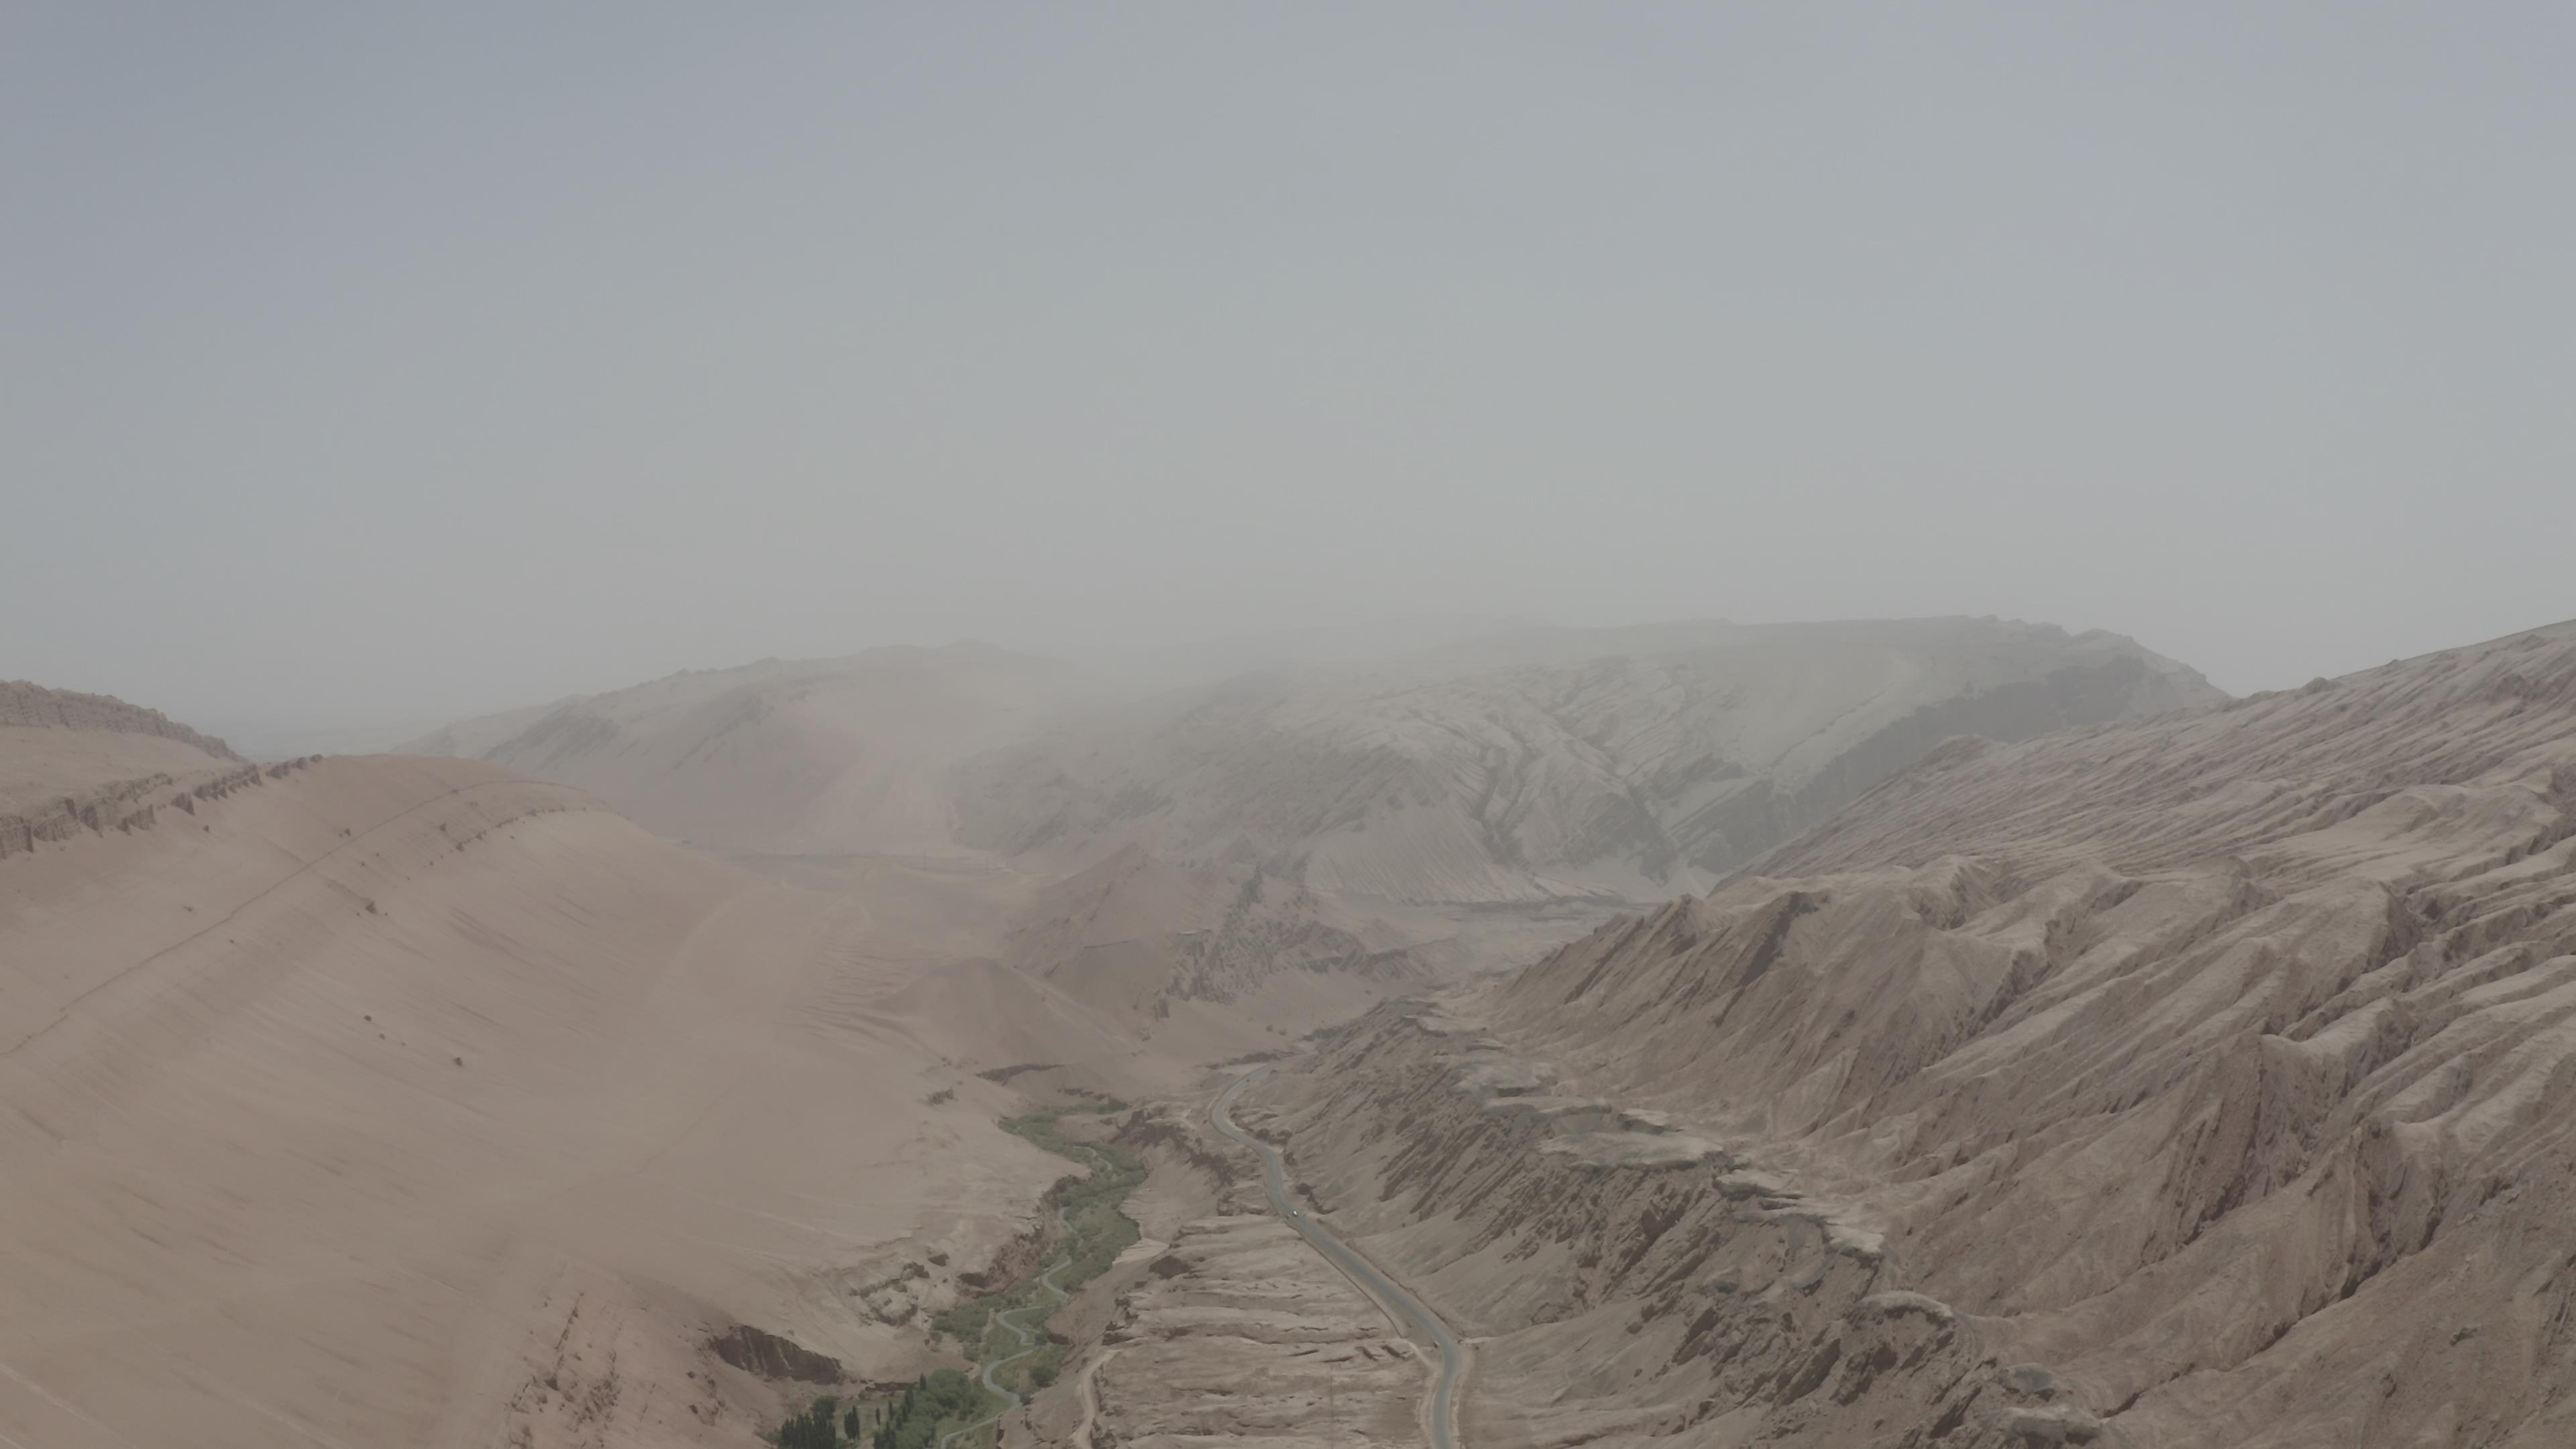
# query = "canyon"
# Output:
<box><xmin>7</xmin><ymin>616</ymin><xmax>2569</xmax><ymax>1449</ymax></box>
<box><xmin>1218</xmin><ymin>621</ymin><xmax>2576</xmax><ymax>1448</ymax></box>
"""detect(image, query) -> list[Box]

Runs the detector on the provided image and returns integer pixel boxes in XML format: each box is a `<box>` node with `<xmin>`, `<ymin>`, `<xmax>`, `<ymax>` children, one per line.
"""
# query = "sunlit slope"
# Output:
<box><xmin>0</xmin><ymin>752</ymin><xmax>1059</xmax><ymax>1449</ymax></box>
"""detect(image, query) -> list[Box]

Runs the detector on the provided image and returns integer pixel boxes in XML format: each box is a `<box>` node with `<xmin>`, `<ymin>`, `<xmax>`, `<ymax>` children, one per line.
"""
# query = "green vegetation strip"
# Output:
<box><xmin>773</xmin><ymin>1102</ymin><xmax>1144</xmax><ymax>1449</ymax></box>
<box><xmin>933</xmin><ymin>1103</ymin><xmax>1144</xmax><ymax>1364</ymax></box>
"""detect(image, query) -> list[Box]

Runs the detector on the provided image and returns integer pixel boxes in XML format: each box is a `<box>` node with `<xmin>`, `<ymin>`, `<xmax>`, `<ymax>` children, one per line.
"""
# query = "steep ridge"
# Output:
<box><xmin>2</xmin><ymin>679</ymin><xmax>252</xmax><ymax>860</ymax></box>
<box><xmin>1005</xmin><ymin>843</ymin><xmax>1435</xmax><ymax>1030</ymax></box>
<box><xmin>0</xmin><ymin>740</ymin><xmax>1069</xmax><ymax>1448</ymax></box>
<box><xmin>955</xmin><ymin>617</ymin><xmax>2221</xmax><ymax>904</ymax></box>
<box><xmin>1247</xmin><ymin>621</ymin><xmax>2576</xmax><ymax>1448</ymax></box>
<box><xmin>402</xmin><ymin>643</ymin><xmax>1085</xmax><ymax>855</ymax></box>
<box><xmin>1</xmin><ymin>678</ymin><xmax>243</xmax><ymax>757</ymax></box>
<box><xmin>407</xmin><ymin>619</ymin><xmax>2218</xmax><ymax>904</ymax></box>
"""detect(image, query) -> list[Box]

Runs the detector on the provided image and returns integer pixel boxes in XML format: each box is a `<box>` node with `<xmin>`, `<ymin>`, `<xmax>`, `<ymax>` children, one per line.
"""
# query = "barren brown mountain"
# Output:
<box><xmin>1217</xmin><ymin>621</ymin><xmax>2576</xmax><ymax>1448</ymax></box>
<box><xmin>953</xmin><ymin>617</ymin><xmax>2218</xmax><ymax>903</ymax></box>
<box><xmin>413</xmin><ymin>618</ymin><xmax>2218</xmax><ymax>905</ymax></box>
<box><xmin>1005</xmin><ymin>843</ymin><xmax>1444</xmax><ymax>1026</ymax></box>
<box><xmin>19</xmin><ymin>618</ymin><xmax>2564</xmax><ymax>1449</ymax></box>
<box><xmin>0</xmin><ymin>680</ymin><xmax>1502</xmax><ymax>1448</ymax></box>
<box><xmin>402</xmin><ymin>642</ymin><xmax>1086</xmax><ymax>857</ymax></box>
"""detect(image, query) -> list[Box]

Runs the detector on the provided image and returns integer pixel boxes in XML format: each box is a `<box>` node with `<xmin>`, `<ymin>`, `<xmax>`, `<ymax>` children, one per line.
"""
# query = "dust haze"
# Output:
<box><xmin>7</xmin><ymin>4</ymin><xmax>2573</xmax><ymax>743</ymax></box>
<box><xmin>6</xmin><ymin>9</ymin><xmax>2576</xmax><ymax>1449</ymax></box>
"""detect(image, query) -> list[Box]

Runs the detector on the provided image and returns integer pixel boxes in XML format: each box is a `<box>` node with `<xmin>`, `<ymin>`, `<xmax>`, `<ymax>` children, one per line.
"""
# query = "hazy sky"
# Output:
<box><xmin>6</xmin><ymin>3</ymin><xmax>2571</xmax><ymax>735</ymax></box>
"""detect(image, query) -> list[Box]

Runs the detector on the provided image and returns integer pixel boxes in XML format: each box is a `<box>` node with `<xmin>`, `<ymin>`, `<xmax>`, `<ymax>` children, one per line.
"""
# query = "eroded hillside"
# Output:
<box><xmin>1006</xmin><ymin>843</ymin><xmax>1436</xmax><ymax>1027</ymax></box>
<box><xmin>1238</xmin><ymin>621</ymin><xmax>2576</xmax><ymax>1448</ymax></box>
<box><xmin>407</xmin><ymin>619</ymin><xmax>2218</xmax><ymax>906</ymax></box>
<box><xmin>955</xmin><ymin>618</ymin><xmax>2220</xmax><ymax>904</ymax></box>
<box><xmin>2</xmin><ymin>679</ymin><xmax>250</xmax><ymax>859</ymax></box>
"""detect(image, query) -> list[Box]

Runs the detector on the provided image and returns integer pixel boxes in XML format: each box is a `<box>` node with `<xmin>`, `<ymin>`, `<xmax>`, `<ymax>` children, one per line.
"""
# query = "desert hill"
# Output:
<box><xmin>1238</xmin><ymin>619</ymin><xmax>2576</xmax><ymax>1448</ymax></box>
<box><xmin>956</xmin><ymin>616</ymin><xmax>2222</xmax><ymax>902</ymax></box>
<box><xmin>410</xmin><ymin>618</ymin><xmax>2219</xmax><ymax>906</ymax></box>
<box><xmin>1005</xmin><ymin>842</ymin><xmax>1434</xmax><ymax>1027</ymax></box>
<box><xmin>0</xmin><ymin>702</ymin><xmax>1085</xmax><ymax>1449</ymax></box>
<box><xmin>3</xmin><ymin>679</ymin><xmax>250</xmax><ymax>860</ymax></box>
<box><xmin>1</xmin><ymin>678</ymin><xmax>241</xmax><ymax>755</ymax></box>
<box><xmin>400</xmin><ymin>642</ymin><xmax>1086</xmax><ymax>855</ymax></box>
<box><xmin>2</xmin><ymin>675</ymin><xmax>1569</xmax><ymax>1447</ymax></box>
<box><xmin>820</xmin><ymin>842</ymin><xmax>1517</xmax><ymax>1085</ymax></box>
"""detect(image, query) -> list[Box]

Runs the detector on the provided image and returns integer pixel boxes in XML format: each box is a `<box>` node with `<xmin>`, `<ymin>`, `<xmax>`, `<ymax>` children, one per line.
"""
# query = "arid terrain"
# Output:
<box><xmin>5</xmin><ymin>616</ymin><xmax>2568</xmax><ymax>1449</ymax></box>
<box><xmin>0</xmin><ymin>682</ymin><xmax>1099</xmax><ymax>1447</ymax></box>
<box><xmin>17</xmin><ymin>1</ymin><xmax>2565</xmax><ymax>1442</ymax></box>
<box><xmin>0</xmin><ymin>664</ymin><xmax>1540</xmax><ymax>1448</ymax></box>
<box><xmin>1226</xmin><ymin>621</ymin><xmax>2576</xmax><ymax>1448</ymax></box>
<box><xmin>412</xmin><ymin>617</ymin><xmax>2217</xmax><ymax>903</ymax></box>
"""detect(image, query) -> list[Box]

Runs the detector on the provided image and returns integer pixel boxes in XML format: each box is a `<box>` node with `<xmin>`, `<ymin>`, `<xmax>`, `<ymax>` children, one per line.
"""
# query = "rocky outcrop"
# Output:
<box><xmin>706</xmin><ymin>1324</ymin><xmax>845</xmax><ymax>1384</ymax></box>
<box><xmin>1</xmin><ymin>680</ymin><xmax>267</xmax><ymax>862</ymax></box>
<box><xmin>1252</xmin><ymin>621</ymin><xmax>2576</xmax><ymax>1448</ymax></box>
<box><xmin>1</xmin><ymin>758</ymin><xmax>317</xmax><ymax>863</ymax></box>
<box><xmin>1091</xmin><ymin>1216</ymin><xmax>1428</xmax><ymax>1449</ymax></box>
<box><xmin>0</xmin><ymin>680</ymin><xmax>240</xmax><ymax>759</ymax></box>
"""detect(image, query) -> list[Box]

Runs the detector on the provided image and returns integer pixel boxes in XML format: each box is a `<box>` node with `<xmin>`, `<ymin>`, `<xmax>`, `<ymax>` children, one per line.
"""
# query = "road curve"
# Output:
<box><xmin>1211</xmin><ymin>1067</ymin><xmax>1465</xmax><ymax>1449</ymax></box>
<box><xmin>937</xmin><ymin>1150</ymin><xmax>1097</xmax><ymax>1449</ymax></box>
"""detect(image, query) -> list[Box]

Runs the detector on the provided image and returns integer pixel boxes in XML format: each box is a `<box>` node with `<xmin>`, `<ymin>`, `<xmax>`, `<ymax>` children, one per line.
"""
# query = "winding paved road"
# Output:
<box><xmin>936</xmin><ymin>1150</ymin><xmax>1097</xmax><ymax>1449</ymax></box>
<box><xmin>1211</xmin><ymin>1067</ymin><xmax>1465</xmax><ymax>1449</ymax></box>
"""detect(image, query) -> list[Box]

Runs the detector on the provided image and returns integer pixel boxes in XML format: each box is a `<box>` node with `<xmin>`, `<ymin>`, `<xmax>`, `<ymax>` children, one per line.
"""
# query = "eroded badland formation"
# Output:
<box><xmin>6</xmin><ymin>614</ymin><xmax>2573</xmax><ymax>1448</ymax></box>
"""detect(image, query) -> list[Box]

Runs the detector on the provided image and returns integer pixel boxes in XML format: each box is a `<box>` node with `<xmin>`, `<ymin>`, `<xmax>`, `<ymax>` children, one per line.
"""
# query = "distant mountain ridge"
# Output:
<box><xmin>398</xmin><ymin>642</ymin><xmax>1089</xmax><ymax>855</ymax></box>
<box><xmin>953</xmin><ymin>616</ymin><xmax>2224</xmax><ymax>902</ymax></box>
<box><xmin>403</xmin><ymin>616</ymin><xmax>2222</xmax><ymax>902</ymax></box>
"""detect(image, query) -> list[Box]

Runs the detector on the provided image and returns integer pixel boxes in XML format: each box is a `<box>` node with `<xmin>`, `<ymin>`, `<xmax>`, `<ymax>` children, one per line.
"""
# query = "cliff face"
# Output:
<box><xmin>1254</xmin><ymin>621</ymin><xmax>2576</xmax><ymax>1448</ymax></box>
<box><xmin>0</xmin><ymin>680</ymin><xmax>240</xmax><ymax>759</ymax></box>
<box><xmin>1</xmin><ymin>681</ymin><xmax>257</xmax><ymax>863</ymax></box>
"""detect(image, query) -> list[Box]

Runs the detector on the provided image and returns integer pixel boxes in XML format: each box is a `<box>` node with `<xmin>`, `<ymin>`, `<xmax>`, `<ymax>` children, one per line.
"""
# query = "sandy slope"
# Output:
<box><xmin>401</xmin><ymin>643</ymin><xmax>1087</xmax><ymax>857</ymax></box>
<box><xmin>1249</xmin><ymin>620</ymin><xmax>2576</xmax><ymax>1448</ymax></box>
<box><xmin>0</xmin><ymin>747</ymin><xmax>1068</xmax><ymax>1449</ymax></box>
